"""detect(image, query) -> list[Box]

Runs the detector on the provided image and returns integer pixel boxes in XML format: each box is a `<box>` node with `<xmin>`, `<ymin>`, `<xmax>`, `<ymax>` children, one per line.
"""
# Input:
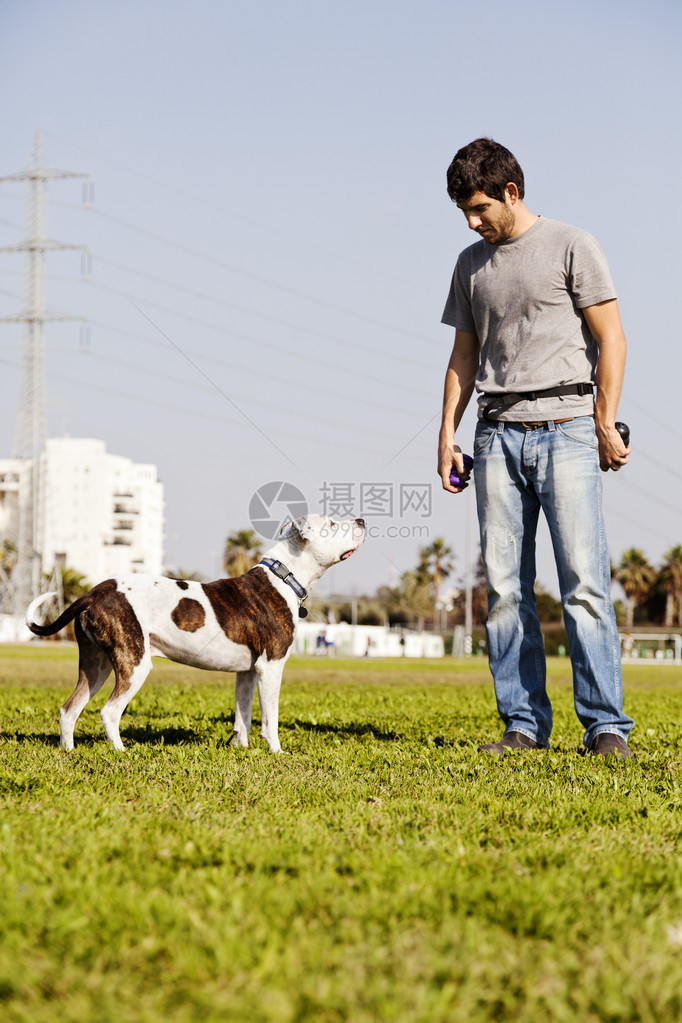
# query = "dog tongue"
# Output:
<box><xmin>340</xmin><ymin>549</ymin><xmax>355</xmax><ymax>560</ymax></box>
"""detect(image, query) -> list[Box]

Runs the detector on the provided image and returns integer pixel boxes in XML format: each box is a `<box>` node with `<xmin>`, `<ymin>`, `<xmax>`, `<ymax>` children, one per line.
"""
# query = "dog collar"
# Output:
<box><xmin>259</xmin><ymin>558</ymin><xmax>309</xmax><ymax>618</ymax></box>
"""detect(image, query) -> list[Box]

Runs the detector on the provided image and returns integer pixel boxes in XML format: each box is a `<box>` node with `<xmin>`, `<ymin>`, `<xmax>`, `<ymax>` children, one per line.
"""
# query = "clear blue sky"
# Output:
<box><xmin>1</xmin><ymin>0</ymin><xmax>680</xmax><ymax>597</ymax></box>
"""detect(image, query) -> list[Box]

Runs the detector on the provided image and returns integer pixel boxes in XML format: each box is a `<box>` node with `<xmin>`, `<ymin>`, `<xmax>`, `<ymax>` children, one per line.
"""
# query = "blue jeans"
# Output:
<box><xmin>473</xmin><ymin>416</ymin><xmax>633</xmax><ymax>749</ymax></box>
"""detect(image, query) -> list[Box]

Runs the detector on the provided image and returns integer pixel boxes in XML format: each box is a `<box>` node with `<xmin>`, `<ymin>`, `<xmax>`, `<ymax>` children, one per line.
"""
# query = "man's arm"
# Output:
<box><xmin>582</xmin><ymin>299</ymin><xmax>631</xmax><ymax>472</ymax></box>
<box><xmin>438</xmin><ymin>328</ymin><xmax>480</xmax><ymax>492</ymax></box>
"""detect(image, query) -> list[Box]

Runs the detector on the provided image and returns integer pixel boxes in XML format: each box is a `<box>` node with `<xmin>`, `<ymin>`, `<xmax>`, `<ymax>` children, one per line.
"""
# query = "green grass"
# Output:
<box><xmin>1</xmin><ymin>646</ymin><xmax>682</xmax><ymax>1022</ymax></box>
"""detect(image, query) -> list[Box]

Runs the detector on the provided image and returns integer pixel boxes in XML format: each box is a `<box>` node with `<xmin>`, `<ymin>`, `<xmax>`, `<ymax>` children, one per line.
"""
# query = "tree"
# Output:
<box><xmin>375</xmin><ymin>584</ymin><xmax>411</xmax><ymax>627</ymax></box>
<box><xmin>165</xmin><ymin>568</ymin><xmax>207</xmax><ymax>582</ymax></box>
<box><xmin>660</xmin><ymin>544</ymin><xmax>682</xmax><ymax>626</ymax></box>
<box><xmin>223</xmin><ymin>529</ymin><xmax>263</xmax><ymax>577</ymax></box>
<box><xmin>395</xmin><ymin>569</ymin><xmax>434</xmax><ymax>630</ymax></box>
<box><xmin>418</xmin><ymin>537</ymin><xmax>456</xmax><ymax>605</ymax></box>
<box><xmin>534</xmin><ymin>583</ymin><xmax>563</xmax><ymax>623</ymax></box>
<box><xmin>0</xmin><ymin>538</ymin><xmax>17</xmax><ymax>576</ymax></box>
<box><xmin>58</xmin><ymin>567</ymin><xmax>90</xmax><ymax>606</ymax></box>
<box><xmin>616</xmin><ymin>548</ymin><xmax>656</xmax><ymax>628</ymax></box>
<box><xmin>452</xmin><ymin>552</ymin><xmax>488</xmax><ymax>626</ymax></box>
<box><xmin>35</xmin><ymin>565</ymin><xmax>90</xmax><ymax>640</ymax></box>
<box><xmin>0</xmin><ymin>539</ymin><xmax>17</xmax><ymax>611</ymax></box>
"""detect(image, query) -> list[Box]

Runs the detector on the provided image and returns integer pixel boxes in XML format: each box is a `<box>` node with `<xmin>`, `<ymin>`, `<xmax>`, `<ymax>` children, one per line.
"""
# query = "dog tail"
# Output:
<box><xmin>26</xmin><ymin>590</ymin><xmax>92</xmax><ymax>637</ymax></box>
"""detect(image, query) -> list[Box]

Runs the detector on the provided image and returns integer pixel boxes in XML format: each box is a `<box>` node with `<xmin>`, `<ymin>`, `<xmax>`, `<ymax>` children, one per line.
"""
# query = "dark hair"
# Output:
<box><xmin>446</xmin><ymin>138</ymin><xmax>525</xmax><ymax>204</ymax></box>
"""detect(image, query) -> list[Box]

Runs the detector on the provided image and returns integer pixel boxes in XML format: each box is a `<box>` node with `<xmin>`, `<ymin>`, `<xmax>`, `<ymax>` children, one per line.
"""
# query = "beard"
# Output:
<box><xmin>481</xmin><ymin>204</ymin><xmax>516</xmax><ymax>244</ymax></box>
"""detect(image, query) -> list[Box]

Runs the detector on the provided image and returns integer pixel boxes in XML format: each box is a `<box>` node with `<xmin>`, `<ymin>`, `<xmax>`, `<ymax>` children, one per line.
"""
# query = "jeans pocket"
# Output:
<box><xmin>474</xmin><ymin>421</ymin><xmax>498</xmax><ymax>455</ymax></box>
<box><xmin>556</xmin><ymin>417</ymin><xmax>598</xmax><ymax>449</ymax></box>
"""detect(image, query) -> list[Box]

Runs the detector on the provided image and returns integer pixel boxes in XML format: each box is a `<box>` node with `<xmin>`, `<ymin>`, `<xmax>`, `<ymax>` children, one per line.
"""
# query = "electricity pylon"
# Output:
<box><xmin>0</xmin><ymin>129</ymin><xmax>88</xmax><ymax>614</ymax></box>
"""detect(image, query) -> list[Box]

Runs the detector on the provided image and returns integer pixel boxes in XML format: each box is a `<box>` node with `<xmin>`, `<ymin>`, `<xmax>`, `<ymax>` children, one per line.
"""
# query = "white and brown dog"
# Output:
<box><xmin>26</xmin><ymin>514</ymin><xmax>365</xmax><ymax>753</ymax></box>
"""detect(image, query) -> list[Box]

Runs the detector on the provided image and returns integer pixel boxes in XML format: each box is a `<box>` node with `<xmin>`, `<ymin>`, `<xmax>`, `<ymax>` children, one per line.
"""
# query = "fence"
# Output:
<box><xmin>620</xmin><ymin>632</ymin><xmax>682</xmax><ymax>664</ymax></box>
<box><xmin>293</xmin><ymin>621</ymin><xmax>445</xmax><ymax>658</ymax></box>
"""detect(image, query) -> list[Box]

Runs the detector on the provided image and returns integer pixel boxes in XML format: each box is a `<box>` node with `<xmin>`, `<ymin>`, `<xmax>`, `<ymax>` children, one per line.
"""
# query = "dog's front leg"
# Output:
<box><xmin>256</xmin><ymin>662</ymin><xmax>284</xmax><ymax>753</ymax></box>
<box><xmin>233</xmin><ymin>670</ymin><xmax>257</xmax><ymax>748</ymax></box>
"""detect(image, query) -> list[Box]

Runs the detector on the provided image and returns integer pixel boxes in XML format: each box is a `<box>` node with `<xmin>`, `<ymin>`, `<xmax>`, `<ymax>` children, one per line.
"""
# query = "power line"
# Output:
<box><xmin>4</xmin><ymin>267</ymin><xmax>438</xmax><ymax>400</ymax></box>
<box><xmin>2</xmin><ymin>351</ymin><xmax>680</xmax><ymax>532</ymax></box>
<box><xmin>604</xmin><ymin>500</ymin><xmax>680</xmax><ymax>545</ymax></box>
<box><xmin>22</xmin><ymin>263</ymin><xmax>682</xmax><ymax>453</ymax></box>
<box><xmin>78</xmin><ymin>203</ymin><xmax>442</xmax><ymax>347</ymax></box>
<box><xmin>5</xmin><ymin>272</ymin><xmax>682</xmax><ymax>506</ymax></box>
<box><xmin>91</xmin><ymin>253</ymin><xmax>438</xmax><ymax>371</ymax></box>
<box><xmin>5</xmin><ymin>276</ymin><xmax>682</xmax><ymax>506</ymax></box>
<box><xmin>131</xmin><ymin>301</ymin><xmax>300</xmax><ymax>469</ymax></box>
<box><xmin>39</xmin><ymin>125</ymin><xmax>442</xmax><ymax>305</ymax></box>
<box><xmin>636</xmin><ymin>452</ymin><xmax>682</xmax><ymax>486</ymax></box>
<box><xmin>83</xmin><ymin>276</ymin><xmax>436</xmax><ymax>398</ymax></box>
<box><xmin>620</xmin><ymin>392</ymin><xmax>682</xmax><ymax>446</ymax></box>
<box><xmin>68</xmin><ymin>348</ymin><xmax>407</xmax><ymax>442</ymax></box>
<box><xmin>83</xmin><ymin>324</ymin><xmax>433</xmax><ymax>418</ymax></box>
<box><xmin>0</xmin><ymin>354</ymin><xmax>428</xmax><ymax>463</ymax></box>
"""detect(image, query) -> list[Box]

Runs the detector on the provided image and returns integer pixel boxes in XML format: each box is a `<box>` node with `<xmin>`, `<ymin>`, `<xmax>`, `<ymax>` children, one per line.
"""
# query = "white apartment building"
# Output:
<box><xmin>0</xmin><ymin>461</ymin><xmax>21</xmax><ymax>543</ymax></box>
<box><xmin>0</xmin><ymin>438</ymin><xmax>164</xmax><ymax>585</ymax></box>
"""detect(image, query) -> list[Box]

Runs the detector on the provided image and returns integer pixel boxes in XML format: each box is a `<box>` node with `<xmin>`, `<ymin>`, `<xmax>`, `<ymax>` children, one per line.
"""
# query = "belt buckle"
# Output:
<box><xmin>520</xmin><ymin>421</ymin><xmax>541</xmax><ymax>429</ymax></box>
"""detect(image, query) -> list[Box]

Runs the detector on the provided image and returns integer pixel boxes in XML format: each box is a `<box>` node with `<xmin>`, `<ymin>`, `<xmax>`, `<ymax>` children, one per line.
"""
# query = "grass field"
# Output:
<box><xmin>1</xmin><ymin>645</ymin><xmax>682</xmax><ymax>1023</ymax></box>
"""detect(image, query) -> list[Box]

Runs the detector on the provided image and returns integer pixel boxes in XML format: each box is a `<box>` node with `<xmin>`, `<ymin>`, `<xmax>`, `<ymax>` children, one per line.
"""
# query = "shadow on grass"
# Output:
<box><xmin>121</xmin><ymin>724</ymin><xmax>208</xmax><ymax>746</ymax></box>
<box><xmin>282</xmin><ymin>718</ymin><xmax>406</xmax><ymax>742</ymax></box>
<box><xmin>3</xmin><ymin>716</ymin><xmax>452</xmax><ymax>749</ymax></box>
<box><xmin>0</xmin><ymin>730</ymin><xmax>61</xmax><ymax>746</ymax></box>
<box><xmin>0</xmin><ymin>725</ymin><xmax>208</xmax><ymax>748</ymax></box>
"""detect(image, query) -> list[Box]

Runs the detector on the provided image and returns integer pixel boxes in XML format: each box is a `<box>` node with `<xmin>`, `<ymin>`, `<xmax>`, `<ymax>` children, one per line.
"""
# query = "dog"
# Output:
<box><xmin>26</xmin><ymin>514</ymin><xmax>365</xmax><ymax>752</ymax></box>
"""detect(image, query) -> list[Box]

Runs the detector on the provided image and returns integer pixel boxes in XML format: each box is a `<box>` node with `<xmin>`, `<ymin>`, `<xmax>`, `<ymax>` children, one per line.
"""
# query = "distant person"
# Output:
<box><xmin>437</xmin><ymin>138</ymin><xmax>634</xmax><ymax>758</ymax></box>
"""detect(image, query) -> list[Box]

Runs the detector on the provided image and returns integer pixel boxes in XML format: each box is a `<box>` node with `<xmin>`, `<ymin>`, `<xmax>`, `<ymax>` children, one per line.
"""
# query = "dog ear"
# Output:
<box><xmin>284</xmin><ymin>516</ymin><xmax>313</xmax><ymax>542</ymax></box>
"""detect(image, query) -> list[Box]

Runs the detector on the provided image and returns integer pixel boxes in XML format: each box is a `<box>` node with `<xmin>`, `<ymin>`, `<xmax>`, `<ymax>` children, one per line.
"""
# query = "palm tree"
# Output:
<box><xmin>0</xmin><ymin>538</ymin><xmax>17</xmax><ymax>576</ymax></box>
<box><xmin>59</xmin><ymin>567</ymin><xmax>90</xmax><ymax>605</ymax></box>
<box><xmin>396</xmin><ymin>569</ymin><xmax>434</xmax><ymax>631</ymax></box>
<box><xmin>616</xmin><ymin>548</ymin><xmax>656</xmax><ymax>629</ymax></box>
<box><xmin>37</xmin><ymin>565</ymin><xmax>89</xmax><ymax>636</ymax></box>
<box><xmin>223</xmin><ymin>529</ymin><xmax>263</xmax><ymax>578</ymax></box>
<box><xmin>659</xmin><ymin>544</ymin><xmax>682</xmax><ymax>627</ymax></box>
<box><xmin>0</xmin><ymin>539</ymin><xmax>17</xmax><ymax>610</ymax></box>
<box><xmin>418</xmin><ymin>537</ymin><xmax>456</xmax><ymax>605</ymax></box>
<box><xmin>169</xmin><ymin>568</ymin><xmax>206</xmax><ymax>582</ymax></box>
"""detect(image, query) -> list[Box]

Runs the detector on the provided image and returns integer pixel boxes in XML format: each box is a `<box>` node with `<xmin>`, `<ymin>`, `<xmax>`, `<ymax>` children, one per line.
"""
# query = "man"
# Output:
<box><xmin>437</xmin><ymin>138</ymin><xmax>634</xmax><ymax>758</ymax></box>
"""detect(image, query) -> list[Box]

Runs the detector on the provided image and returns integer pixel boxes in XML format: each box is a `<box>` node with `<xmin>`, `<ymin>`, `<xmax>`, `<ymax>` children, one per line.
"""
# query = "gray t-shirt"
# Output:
<box><xmin>441</xmin><ymin>217</ymin><xmax>617</xmax><ymax>420</ymax></box>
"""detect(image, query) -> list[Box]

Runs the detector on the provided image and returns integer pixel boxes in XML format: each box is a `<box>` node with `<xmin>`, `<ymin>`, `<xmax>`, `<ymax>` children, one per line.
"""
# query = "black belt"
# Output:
<box><xmin>482</xmin><ymin>383</ymin><xmax>593</xmax><ymax>420</ymax></box>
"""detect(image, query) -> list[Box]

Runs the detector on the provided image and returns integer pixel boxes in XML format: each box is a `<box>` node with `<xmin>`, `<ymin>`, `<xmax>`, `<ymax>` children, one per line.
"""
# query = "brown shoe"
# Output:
<box><xmin>478</xmin><ymin>730</ymin><xmax>540</xmax><ymax>754</ymax></box>
<box><xmin>589</xmin><ymin>732</ymin><xmax>633</xmax><ymax>758</ymax></box>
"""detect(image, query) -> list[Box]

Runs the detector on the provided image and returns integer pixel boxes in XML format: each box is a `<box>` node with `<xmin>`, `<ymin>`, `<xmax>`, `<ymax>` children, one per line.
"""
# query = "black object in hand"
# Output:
<box><xmin>615</xmin><ymin>422</ymin><xmax>630</xmax><ymax>447</ymax></box>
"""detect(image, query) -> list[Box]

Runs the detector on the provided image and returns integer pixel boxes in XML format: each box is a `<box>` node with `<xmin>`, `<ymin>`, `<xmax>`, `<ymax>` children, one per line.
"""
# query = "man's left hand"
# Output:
<box><xmin>597</xmin><ymin>424</ymin><xmax>631</xmax><ymax>472</ymax></box>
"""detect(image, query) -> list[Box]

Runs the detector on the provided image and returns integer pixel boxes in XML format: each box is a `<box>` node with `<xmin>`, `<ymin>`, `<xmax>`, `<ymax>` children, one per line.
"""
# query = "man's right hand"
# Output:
<box><xmin>438</xmin><ymin>439</ymin><xmax>471</xmax><ymax>493</ymax></box>
<box><xmin>437</xmin><ymin>329</ymin><xmax>479</xmax><ymax>493</ymax></box>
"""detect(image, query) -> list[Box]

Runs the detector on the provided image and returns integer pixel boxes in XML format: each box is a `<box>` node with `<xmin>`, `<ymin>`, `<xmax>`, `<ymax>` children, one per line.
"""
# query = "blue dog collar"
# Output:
<box><xmin>259</xmin><ymin>558</ymin><xmax>308</xmax><ymax>617</ymax></box>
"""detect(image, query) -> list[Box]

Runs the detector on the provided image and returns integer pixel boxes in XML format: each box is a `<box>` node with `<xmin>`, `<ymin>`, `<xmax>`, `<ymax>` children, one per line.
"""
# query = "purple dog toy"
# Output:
<box><xmin>449</xmin><ymin>453</ymin><xmax>474</xmax><ymax>488</ymax></box>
